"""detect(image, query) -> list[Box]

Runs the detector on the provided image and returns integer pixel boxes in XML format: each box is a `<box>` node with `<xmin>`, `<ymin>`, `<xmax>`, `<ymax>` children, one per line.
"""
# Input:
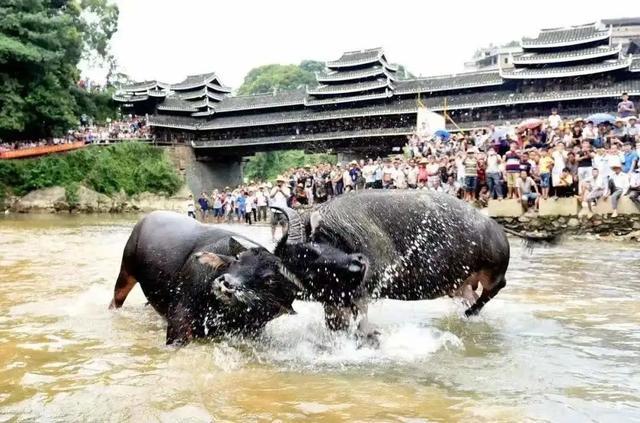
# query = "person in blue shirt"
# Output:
<box><xmin>236</xmin><ymin>192</ymin><xmax>246</xmax><ymax>222</ymax></box>
<box><xmin>622</xmin><ymin>143</ymin><xmax>639</xmax><ymax>173</ymax></box>
<box><xmin>197</xmin><ymin>192</ymin><xmax>209</xmax><ymax>221</ymax></box>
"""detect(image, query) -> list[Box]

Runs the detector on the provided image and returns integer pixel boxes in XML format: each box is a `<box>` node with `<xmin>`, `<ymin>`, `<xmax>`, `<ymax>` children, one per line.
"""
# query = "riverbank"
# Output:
<box><xmin>0</xmin><ymin>143</ymin><xmax>183</xmax><ymax>208</ymax></box>
<box><xmin>2</xmin><ymin>184</ymin><xmax>191</xmax><ymax>214</ymax></box>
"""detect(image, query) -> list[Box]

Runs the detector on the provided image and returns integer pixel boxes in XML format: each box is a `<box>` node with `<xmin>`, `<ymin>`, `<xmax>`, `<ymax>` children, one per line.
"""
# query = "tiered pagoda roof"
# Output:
<box><xmin>114</xmin><ymin>19</ymin><xmax>640</xmax><ymax>148</ymax></box>
<box><xmin>305</xmin><ymin>48</ymin><xmax>397</xmax><ymax>106</ymax></box>
<box><xmin>512</xmin><ymin>44</ymin><xmax>622</xmax><ymax>65</ymax></box>
<box><xmin>521</xmin><ymin>23</ymin><xmax>611</xmax><ymax>48</ymax></box>
<box><xmin>502</xmin><ymin>22</ymin><xmax>634</xmax><ymax>80</ymax></box>
<box><xmin>113</xmin><ymin>80</ymin><xmax>169</xmax><ymax>103</ymax></box>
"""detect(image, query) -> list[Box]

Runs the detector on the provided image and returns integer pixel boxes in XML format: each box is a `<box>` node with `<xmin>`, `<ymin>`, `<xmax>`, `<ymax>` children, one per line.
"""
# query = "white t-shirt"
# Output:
<box><xmin>362</xmin><ymin>165</ymin><xmax>376</xmax><ymax>183</ymax></box>
<box><xmin>393</xmin><ymin>168</ymin><xmax>406</xmax><ymax>188</ymax></box>
<box><xmin>486</xmin><ymin>154</ymin><xmax>500</xmax><ymax>173</ymax></box>
<box><xmin>256</xmin><ymin>192</ymin><xmax>267</xmax><ymax>206</ymax></box>
<box><xmin>548</xmin><ymin>114</ymin><xmax>562</xmax><ymax>129</ymax></box>
<box><xmin>270</xmin><ymin>186</ymin><xmax>290</xmax><ymax>209</ymax></box>
<box><xmin>342</xmin><ymin>170</ymin><xmax>352</xmax><ymax>187</ymax></box>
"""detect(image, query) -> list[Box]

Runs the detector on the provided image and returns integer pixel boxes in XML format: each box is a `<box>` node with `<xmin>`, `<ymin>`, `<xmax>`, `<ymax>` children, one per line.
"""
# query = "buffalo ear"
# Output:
<box><xmin>195</xmin><ymin>251</ymin><xmax>234</xmax><ymax>270</ymax></box>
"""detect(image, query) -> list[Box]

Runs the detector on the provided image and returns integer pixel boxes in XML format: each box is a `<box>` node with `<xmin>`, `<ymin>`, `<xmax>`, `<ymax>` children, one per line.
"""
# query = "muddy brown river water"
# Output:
<box><xmin>0</xmin><ymin>214</ymin><xmax>639</xmax><ymax>422</ymax></box>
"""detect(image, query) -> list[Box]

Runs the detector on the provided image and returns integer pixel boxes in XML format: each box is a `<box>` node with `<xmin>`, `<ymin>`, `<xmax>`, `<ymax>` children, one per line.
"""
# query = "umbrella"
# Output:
<box><xmin>434</xmin><ymin>129</ymin><xmax>450</xmax><ymax>140</ymax></box>
<box><xmin>518</xmin><ymin>118</ymin><xmax>543</xmax><ymax>131</ymax></box>
<box><xmin>586</xmin><ymin>113</ymin><xmax>617</xmax><ymax>125</ymax></box>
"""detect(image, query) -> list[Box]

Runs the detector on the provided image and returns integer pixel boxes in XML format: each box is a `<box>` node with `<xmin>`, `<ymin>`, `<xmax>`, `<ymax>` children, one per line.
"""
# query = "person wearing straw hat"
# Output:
<box><xmin>605</xmin><ymin>163</ymin><xmax>630</xmax><ymax>218</ymax></box>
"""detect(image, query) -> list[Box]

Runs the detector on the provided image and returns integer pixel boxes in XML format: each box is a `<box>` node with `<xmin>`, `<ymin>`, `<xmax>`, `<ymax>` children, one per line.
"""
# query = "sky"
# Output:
<box><xmin>82</xmin><ymin>0</ymin><xmax>635</xmax><ymax>89</ymax></box>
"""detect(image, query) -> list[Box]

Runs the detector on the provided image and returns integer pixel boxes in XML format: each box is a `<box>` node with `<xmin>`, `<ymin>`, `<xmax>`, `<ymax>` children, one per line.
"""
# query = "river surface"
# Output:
<box><xmin>0</xmin><ymin>214</ymin><xmax>639</xmax><ymax>422</ymax></box>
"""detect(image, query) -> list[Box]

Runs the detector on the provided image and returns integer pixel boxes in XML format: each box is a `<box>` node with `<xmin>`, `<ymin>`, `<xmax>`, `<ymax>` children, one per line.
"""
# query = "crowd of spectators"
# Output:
<box><xmin>192</xmin><ymin>93</ymin><xmax>640</xmax><ymax>224</ymax></box>
<box><xmin>0</xmin><ymin>116</ymin><xmax>151</xmax><ymax>155</ymax></box>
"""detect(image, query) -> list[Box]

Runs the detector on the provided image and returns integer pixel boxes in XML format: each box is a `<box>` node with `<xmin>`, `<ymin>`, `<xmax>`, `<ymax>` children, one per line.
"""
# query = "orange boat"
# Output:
<box><xmin>0</xmin><ymin>141</ymin><xmax>86</xmax><ymax>160</ymax></box>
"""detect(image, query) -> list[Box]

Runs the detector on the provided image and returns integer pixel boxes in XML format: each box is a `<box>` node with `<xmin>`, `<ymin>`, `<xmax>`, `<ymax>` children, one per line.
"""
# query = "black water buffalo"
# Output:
<box><xmin>109</xmin><ymin>211</ymin><xmax>297</xmax><ymax>345</ymax></box>
<box><xmin>272</xmin><ymin>190</ymin><xmax>549</xmax><ymax>334</ymax></box>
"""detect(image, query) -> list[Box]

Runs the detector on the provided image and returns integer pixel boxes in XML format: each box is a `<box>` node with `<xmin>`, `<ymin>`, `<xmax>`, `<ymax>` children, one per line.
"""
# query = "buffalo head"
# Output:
<box><xmin>271</xmin><ymin>206</ymin><xmax>369</xmax><ymax>306</ymax></box>
<box><xmin>194</xmin><ymin>238</ymin><xmax>297</xmax><ymax>334</ymax></box>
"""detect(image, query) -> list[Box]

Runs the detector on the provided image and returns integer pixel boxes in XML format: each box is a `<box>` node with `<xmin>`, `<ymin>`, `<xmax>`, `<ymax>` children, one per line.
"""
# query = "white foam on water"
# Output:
<box><xmin>255</xmin><ymin>300</ymin><xmax>463</xmax><ymax>368</ymax></box>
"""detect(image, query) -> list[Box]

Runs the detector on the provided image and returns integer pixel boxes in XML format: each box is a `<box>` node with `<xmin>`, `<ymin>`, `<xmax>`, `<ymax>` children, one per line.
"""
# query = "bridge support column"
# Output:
<box><xmin>187</xmin><ymin>157</ymin><xmax>244</xmax><ymax>194</ymax></box>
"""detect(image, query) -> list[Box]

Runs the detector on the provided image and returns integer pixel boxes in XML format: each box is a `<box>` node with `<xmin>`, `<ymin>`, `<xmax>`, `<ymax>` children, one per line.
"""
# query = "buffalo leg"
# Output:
<box><xmin>323</xmin><ymin>304</ymin><xmax>353</xmax><ymax>331</ymax></box>
<box><xmin>109</xmin><ymin>267</ymin><xmax>137</xmax><ymax>309</ymax></box>
<box><xmin>166</xmin><ymin>302</ymin><xmax>193</xmax><ymax>346</ymax></box>
<box><xmin>464</xmin><ymin>272</ymin><xmax>506</xmax><ymax>317</ymax></box>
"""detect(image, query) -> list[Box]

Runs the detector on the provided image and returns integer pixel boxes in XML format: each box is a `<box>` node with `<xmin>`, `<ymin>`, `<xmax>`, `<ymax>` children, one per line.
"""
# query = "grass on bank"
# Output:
<box><xmin>0</xmin><ymin>143</ymin><xmax>183</xmax><ymax>203</ymax></box>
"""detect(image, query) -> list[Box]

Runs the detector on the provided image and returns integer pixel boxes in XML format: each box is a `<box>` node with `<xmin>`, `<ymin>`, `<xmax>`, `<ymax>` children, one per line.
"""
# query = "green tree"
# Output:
<box><xmin>0</xmin><ymin>0</ymin><xmax>119</xmax><ymax>140</ymax></box>
<box><xmin>237</xmin><ymin>59</ymin><xmax>336</xmax><ymax>181</ymax></box>
<box><xmin>237</xmin><ymin>60</ymin><xmax>324</xmax><ymax>96</ymax></box>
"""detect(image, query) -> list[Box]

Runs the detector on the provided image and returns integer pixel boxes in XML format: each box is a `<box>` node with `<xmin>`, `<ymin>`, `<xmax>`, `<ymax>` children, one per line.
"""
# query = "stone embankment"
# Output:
<box><xmin>5</xmin><ymin>185</ymin><xmax>191</xmax><ymax>214</ymax></box>
<box><xmin>487</xmin><ymin>197</ymin><xmax>640</xmax><ymax>242</ymax></box>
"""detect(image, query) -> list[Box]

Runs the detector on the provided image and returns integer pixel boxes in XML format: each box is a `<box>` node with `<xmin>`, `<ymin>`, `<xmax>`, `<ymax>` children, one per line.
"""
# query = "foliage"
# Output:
<box><xmin>0</xmin><ymin>143</ymin><xmax>182</xmax><ymax>197</ymax></box>
<box><xmin>0</xmin><ymin>0</ymin><xmax>119</xmax><ymax>140</ymax></box>
<box><xmin>236</xmin><ymin>60</ymin><xmax>323</xmax><ymax>96</ymax></box>
<box><xmin>64</xmin><ymin>181</ymin><xmax>80</xmax><ymax>206</ymax></box>
<box><xmin>237</xmin><ymin>59</ymin><xmax>336</xmax><ymax>180</ymax></box>
<box><xmin>71</xmin><ymin>87</ymin><xmax>118</xmax><ymax>124</ymax></box>
<box><xmin>244</xmin><ymin>151</ymin><xmax>336</xmax><ymax>182</ymax></box>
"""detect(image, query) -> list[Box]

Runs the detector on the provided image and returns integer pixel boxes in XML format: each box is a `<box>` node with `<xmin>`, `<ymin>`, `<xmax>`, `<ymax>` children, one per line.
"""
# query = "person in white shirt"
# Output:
<box><xmin>548</xmin><ymin>108</ymin><xmax>562</xmax><ymax>130</ymax></box>
<box><xmin>581</xmin><ymin>168</ymin><xmax>608</xmax><ymax>217</ymax></box>
<box><xmin>245</xmin><ymin>191</ymin><xmax>255</xmax><ymax>224</ymax></box>
<box><xmin>256</xmin><ymin>187</ymin><xmax>268</xmax><ymax>222</ymax></box>
<box><xmin>362</xmin><ymin>159</ymin><xmax>376</xmax><ymax>189</ymax></box>
<box><xmin>270</xmin><ymin>176</ymin><xmax>291</xmax><ymax>242</ymax></box>
<box><xmin>186</xmin><ymin>194</ymin><xmax>196</xmax><ymax>219</ymax></box>
<box><xmin>606</xmin><ymin>164</ymin><xmax>630</xmax><ymax>217</ymax></box>
<box><xmin>382</xmin><ymin>161</ymin><xmax>395</xmax><ymax>188</ymax></box>
<box><xmin>406</xmin><ymin>162</ymin><xmax>418</xmax><ymax>188</ymax></box>
<box><xmin>393</xmin><ymin>161</ymin><xmax>407</xmax><ymax>189</ymax></box>
<box><xmin>342</xmin><ymin>165</ymin><xmax>353</xmax><ymax>192</ymax></box>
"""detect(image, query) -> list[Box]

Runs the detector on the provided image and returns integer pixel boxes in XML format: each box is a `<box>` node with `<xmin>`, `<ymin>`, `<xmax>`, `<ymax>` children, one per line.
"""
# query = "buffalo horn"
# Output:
<box><xmin>270</xmin><ymin>206</ymin><xmax>305</xmax><ymax>244</ymax></box>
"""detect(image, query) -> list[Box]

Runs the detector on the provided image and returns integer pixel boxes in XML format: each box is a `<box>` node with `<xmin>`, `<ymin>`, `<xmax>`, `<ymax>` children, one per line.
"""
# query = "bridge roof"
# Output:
<box><xmin>522</xmin><ymin>23</ymin><xmax>611</xmax><ymax>49</ymax></box>
<box><xmin>326</xmin><ymin>47</ymin><xmax>385</xmax><ymax>69</ymax></box>
<box><xmin>394</xmin><ymin>71</ymin><xmax>503</xmax><ymax>94</ymax></box>
<box><xmin>215</xmin><ymin>89</ymin><xmax>306</xmax><ymax>113</ymax></box>
<box><xmin>512</xmin><ymin>44</ymin><xmax>621</xmax><ymax>65</ymax></box>
<box><xmin>307</xmin><ymin>79</ymin><xmax>392</xmax><ymax>96</ymax></box>
<box><xmin>171</xmin><ymin>72</ymin><xmax>232</xmax><ymax>92</ymax></box>
<box><xmin>500</xmin><ymin>58</ymin><xmax>631</xmax><ymax>79</ymax></box>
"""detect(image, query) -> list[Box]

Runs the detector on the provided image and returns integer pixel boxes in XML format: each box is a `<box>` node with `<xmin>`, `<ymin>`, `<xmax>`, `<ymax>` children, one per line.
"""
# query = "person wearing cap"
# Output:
<box><xmin>618</xmin><ymin>92</ymin><xmax>636</xmax><ymax>119</ymax></box>
<box><xmin>270</xmin><ymin>176</ymin><xmax>291</xmax><ymax>242</ymax></box>
<box><xmin>605</xmin><ymin>163</ymin><xmax>630</xmax><ymax>218</ymax></box>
